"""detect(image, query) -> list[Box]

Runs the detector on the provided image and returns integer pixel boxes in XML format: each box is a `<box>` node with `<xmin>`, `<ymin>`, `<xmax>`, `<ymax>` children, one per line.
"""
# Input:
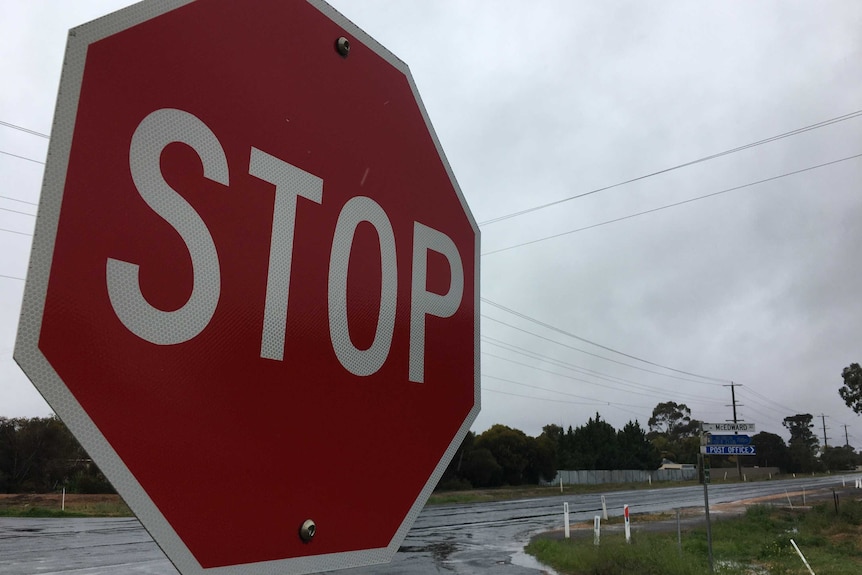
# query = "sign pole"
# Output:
<box><xmin>700</xmin><ymin>424</ymin><xmax>714</xmax><ymax>573</ymax></box>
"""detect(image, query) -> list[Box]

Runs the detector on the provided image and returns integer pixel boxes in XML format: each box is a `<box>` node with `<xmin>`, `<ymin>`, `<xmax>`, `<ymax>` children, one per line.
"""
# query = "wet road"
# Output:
<box><xmin>0</xmin><ymin>475</ymin><xmax>854</xmax><ymax>575</ymax></box>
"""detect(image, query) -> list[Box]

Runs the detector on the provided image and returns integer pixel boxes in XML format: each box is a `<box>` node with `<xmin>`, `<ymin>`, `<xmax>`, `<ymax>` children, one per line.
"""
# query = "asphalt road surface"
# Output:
<box><xmin>0</xmin><ymin>475</ymin><xmax>856</xmax><ymax>575</ymax></box>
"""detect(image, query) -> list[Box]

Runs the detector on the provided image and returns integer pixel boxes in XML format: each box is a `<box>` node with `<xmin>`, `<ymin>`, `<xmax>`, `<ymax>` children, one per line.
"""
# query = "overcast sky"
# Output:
<box><xmin>2</xmin><ymin>1</ymin><xmax>861</xmax><ymax>444</ymax></box>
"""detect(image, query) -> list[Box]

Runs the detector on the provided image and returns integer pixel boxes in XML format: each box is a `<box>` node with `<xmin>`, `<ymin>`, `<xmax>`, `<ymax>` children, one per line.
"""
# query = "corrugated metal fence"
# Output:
<box><xmin>542</xmin><ymin>468</ymin><xmax>698</xmax><ymax>486</ymax></box>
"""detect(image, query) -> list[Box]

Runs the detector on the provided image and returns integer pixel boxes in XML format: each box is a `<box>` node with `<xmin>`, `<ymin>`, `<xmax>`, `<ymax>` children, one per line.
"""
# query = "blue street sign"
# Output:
<box><xmin>701</xmin><ymin>445</ymin><xmax>756</xmax><ymax>456</ymax></box>
<box><xmin>707</xmin><ymin>434</ymin><xmax>751</xmax><ymax>446</ymax></box>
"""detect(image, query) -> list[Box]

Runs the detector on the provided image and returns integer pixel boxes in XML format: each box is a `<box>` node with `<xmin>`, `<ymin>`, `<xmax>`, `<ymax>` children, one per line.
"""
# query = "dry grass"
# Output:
<box><xmin>0</xmin><ymin>493</ymin><xmax>132</xmax><ymax>517</ymax></box>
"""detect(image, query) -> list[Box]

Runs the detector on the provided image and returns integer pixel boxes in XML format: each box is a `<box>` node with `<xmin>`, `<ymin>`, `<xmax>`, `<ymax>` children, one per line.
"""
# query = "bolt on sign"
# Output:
<box><xmin>14</xmin><ymin>1</ymin><xmax>480</xmax><ymax>574</ymax></box>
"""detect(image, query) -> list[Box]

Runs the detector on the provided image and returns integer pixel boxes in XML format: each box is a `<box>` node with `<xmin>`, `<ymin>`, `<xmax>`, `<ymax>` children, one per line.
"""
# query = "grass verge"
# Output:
<box><xmin>427</xmin><ymin>480</ymin><xmax>700</xmax><ymax>506</ymax></box>
<box><xmin>526</xmin><ymin>499</ymin><xmax>862</xmax><ymax>574</ymax></box>
<box><xmin>0</xmin><ymin>493</ymin><xmax>133</xmax><ymax>517</ymax></box>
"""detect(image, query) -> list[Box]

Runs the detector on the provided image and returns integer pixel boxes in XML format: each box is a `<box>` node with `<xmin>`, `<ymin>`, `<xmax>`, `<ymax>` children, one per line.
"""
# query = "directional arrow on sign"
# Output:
<box><xmin>700</xmin><ymin>445</ymin><xmax>757</xmax><ymax>456</ymax></box>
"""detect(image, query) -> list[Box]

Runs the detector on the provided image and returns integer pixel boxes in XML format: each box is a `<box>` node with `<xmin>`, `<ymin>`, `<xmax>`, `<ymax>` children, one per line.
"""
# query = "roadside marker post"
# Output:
<box><xmin>593</xmin><ymin>516</ymin><xmax>601</xmax><ymax>546</ymax></box>
<box><xmin>624</xmin><ymin>505</ymin><xmax>631</xmax><ymax>543</ymax></box>
<box><xmin>563</xmin><ymin>503</ymin><xmax>570</xmax><ymax>539</ymax></box>
<box><xmin>601</xmin><ymin>495</ymin><xmax>608</xmax><ymax>520</ymax></box>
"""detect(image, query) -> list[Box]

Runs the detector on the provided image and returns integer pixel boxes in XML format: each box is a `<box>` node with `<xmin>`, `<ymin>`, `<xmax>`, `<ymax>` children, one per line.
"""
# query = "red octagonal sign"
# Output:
<box><xmin>14</xmin><ymin>1</ymin><xmax>479</xmax><ymax>574</ymax></box>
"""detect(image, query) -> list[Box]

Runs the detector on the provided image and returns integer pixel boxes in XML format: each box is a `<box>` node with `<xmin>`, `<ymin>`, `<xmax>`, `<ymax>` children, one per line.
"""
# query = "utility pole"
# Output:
<box><xmin>844</xmin><ymin>424</ymin><xmax>850</xmax><ymax>448</ymax></box>
<box><xmin>725</xmin><ymin>383</ymin><xmax>743</xmax><ymax>480</ymax></box>
<box><xmin>820</xmin><ymin>414</ymin><xmax>829</xmax><ymax>449</ymax></box>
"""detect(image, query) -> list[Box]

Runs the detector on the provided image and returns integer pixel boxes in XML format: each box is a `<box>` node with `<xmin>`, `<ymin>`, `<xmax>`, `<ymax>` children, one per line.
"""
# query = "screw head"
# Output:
<box><xmin>336</xmin><ymin>36</ymin><xmax>350</xmax><ymax>57</ymax></box>
<box><xmin>299</xmin><ymin>519</ymin><xmax>316</xmax><ymax>543</ymax></box>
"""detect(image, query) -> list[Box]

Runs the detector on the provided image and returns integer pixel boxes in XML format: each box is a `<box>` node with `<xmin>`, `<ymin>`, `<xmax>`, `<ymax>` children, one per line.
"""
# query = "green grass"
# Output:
<box><xmin>427</xmin><ymin>480</ymin><xmax>700</xmax><ymax>506</ymax></box>
<box><xmin>428</xmin><ymin>471</ymin><xmax>846</xmax><ymax>506</ymax></box>
<box><xmin>527</xmin><ymin>500</ymin><xmax>862</xmax><ymax>574</ymax></box>
<box><xmin>0</xmin><ymin>507</ymin><xmax>88</xmax><ymax>518</ymax></box>
<box><xmin>528</xmin><ymin>537</ymin><xmax>702</xmax><ymax>575</ymax></box>
<box><xmin>0</xmin><ymin>494</ymin><xmax>133</xmax><ymax>518</ymax></box>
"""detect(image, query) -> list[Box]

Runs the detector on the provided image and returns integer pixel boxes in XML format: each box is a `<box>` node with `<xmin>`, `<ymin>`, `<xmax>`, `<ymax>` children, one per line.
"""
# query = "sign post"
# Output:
<box><xmin>699</xmin><ymin>424</ymin><xmax>714</xmax><ymax>573</ymax></box>
<box><xmin>13</xmin><ymin>1</ymin><xmax>479</xmax><ymax>574</ymax></box>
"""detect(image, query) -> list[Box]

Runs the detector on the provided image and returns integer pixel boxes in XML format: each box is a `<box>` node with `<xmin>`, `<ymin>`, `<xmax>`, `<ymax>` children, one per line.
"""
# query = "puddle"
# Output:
<box><xmin>398</xmin><ymin>542</ymin><xmax>458</xmax><ymax>563</ymax></box>
<box><xmin>511</xmin><ymin>547</ymin><xmax>560</xmax><ymax>575</ymax></box>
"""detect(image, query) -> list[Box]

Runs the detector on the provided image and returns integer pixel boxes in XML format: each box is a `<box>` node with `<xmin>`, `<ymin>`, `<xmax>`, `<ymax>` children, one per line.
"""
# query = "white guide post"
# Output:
<box><xmin>593</xmin><ymin>516</ymin><xmax>601</xmax><ymax>546</ymax></box>
<box><xmin>563</xmin><ymin>503</ymin><xmax>570</xmax><ymax>539</ymax></box>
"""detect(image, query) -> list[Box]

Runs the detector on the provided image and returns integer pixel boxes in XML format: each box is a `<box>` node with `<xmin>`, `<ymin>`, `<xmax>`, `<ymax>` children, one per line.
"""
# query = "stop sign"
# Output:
<box><xmin>14</xmin><ymin>1</ymin><xmax>479</xmax><ymax>574</ymax></box>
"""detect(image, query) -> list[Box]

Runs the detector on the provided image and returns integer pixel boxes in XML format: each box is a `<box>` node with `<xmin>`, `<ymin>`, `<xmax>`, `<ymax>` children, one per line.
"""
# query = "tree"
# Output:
<box><xmin>839</xmin><ymin>363</ymin><xmax>862</xmax><ymax>414</ymax></box>
<box><xmin>461</xmin><ymin>447</ymin><xmax>502</xmax><ymax>487</ymax></box>
<box><xmin>750</xmin><ymin>432</ymin><xmax>789</xmax><ymax>472</ymax></box>
<box><xmin>557</xmin><ymin>425</ymin><xmax>578</xmax><ymax>470</ymax></box>
<box><xmin>616</xmin><ymin>420</ymin><xmax>661</xmax><ymax>470</ymax></box>
<box><xmin>782</xmin><ymin>414</ymin><xmax>820</xmax><ymax>473</ymax></box>
<box><xmin>437</xmin><ymin>431</ymin><xmax>475</xmax><ymax>490</ymax></box>
<box><xmin>647</xmin><ymin>402</ymin><xmax>701</xmax><ymax>464</ymax></box>
<box><xmin>0</xmin><ymin>416</ymin><xmax>113</xmax><ymax>493</ymax></box>
<box><xmin>474</xmin><ymin>425</ymin><xmax>531</xmax><ymax>485</ymax></box>
<box><xmin>821</xmin><ymin>445</ymin><xmax>857</xmax><ymax>472</ymax></box>
<box><xmin>568</xmin><ymin>413</ymin><xmax>618</xmax><ymax>470</ymax></box>
<box><xmin>648</xmin><ymin>402</ymin><xmax>697</xmax><ymax>441</ymax></box>
<box><xmin>526</xmin><ymin>427</ymin><xmax>559</xmax><ymax>484</ymax></box>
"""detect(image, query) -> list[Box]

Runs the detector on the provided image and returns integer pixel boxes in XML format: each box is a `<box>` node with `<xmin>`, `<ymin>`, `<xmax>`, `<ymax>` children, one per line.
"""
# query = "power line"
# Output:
<box><xmin>479</xmin><ymin>109</ymin><xmax>862</xmax><ymax>226</ymax></box>
<box><xmin>739</xmin><ymin>390</ymin><xmax>792</xmax><ymax>418</ymax></box>
<box><xmin>483</xmin><ymin>297</ymin><xmax>729</xmax><ymax>382</ymax></box>
<box><xmin>0</xmin><ymin>273</ymin><xmax>25</xmax><ymax>281</ymax></box>
<box><xmin>482</xmin><ymin>350</ymin><xmax>715</xmax><ymax>404</ymax></box>
<box><xmin>0</xmin><ymin>149</ymin><xmax>45</xmax><ymax>165</ymax></box>
<box><xmin>0</xmin><ymin>226</ymin><xmax>33</xmax><ymax>237</ymax></box>
<box><xmin>483</xmin><ymin>374</ymin><xmax>653</xmax><ymax>412</ymax></box>
<box><xmin>0</xmin><ymin>194</ymin><xmax>38</xmax><ymax>206</ymax></box>
<box><xmin>483</xmin><ymin>314</ymin><xmax>723</xmax><ymax>385</ymax></box>
<box><xmin>481</xmin><ymin>337</ymin><xmax>721</xmax><ymax>403</ymax></box>
<box><xmin>0</xmin><ymin>206</ymin><xmax>36</xmax><ymax>217</ymax></box>
<box><xmin>483</xmin><ymin>373</ymin><xmax>606</xmax><ymax>404</ymax></box>
<box><xmin>741</xmin><ymin>386</ymin><xmax>807</xmax><ymax>417</ymax></box>
<box><xmin>483</xmin><ymin>152</ymin><xmax>862</xmax><ymax>256</ymax></box>
<box><xmin>0</xmin><ymin>120</ymin><xmax>49</xmax><ymax>139</ymax></box>
<box><xmin>483</xmin><ymin>387</ymin><xmax>608</xmax><ymax>407</ymax></box>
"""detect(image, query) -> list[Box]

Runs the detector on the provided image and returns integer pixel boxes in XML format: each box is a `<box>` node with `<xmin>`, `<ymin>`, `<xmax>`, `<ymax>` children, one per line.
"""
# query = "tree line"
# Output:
<box><xmin>437</xmin><ymin>401</ymin><xmax>861</xmax><ymax>490</ymax></box>
<box><xmin>640</xmin><ymin>401</ymin><xmax>860</xmax><ymax>476</ymax></box>
<box><xmin>0</xmin><ymin>416</ymin><xmax>113</xmax><ymax>493</ymax></box>
<box><xmin>3</xmin><ymin>371</ymin><xmax>862</xmax><ymax>493</ymax></box>
<box><xmin>439</xmin><ymin>414</ymin><xmax>661</xmax><ymax>490</ymax></box>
